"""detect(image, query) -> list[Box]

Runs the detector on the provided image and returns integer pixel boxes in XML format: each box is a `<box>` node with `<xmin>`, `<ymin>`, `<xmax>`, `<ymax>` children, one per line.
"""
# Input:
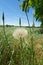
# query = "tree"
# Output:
<box><xmin>17</xmin><ymin>0</ymin><xmax>43</xmax><ymax>27</ymax></box>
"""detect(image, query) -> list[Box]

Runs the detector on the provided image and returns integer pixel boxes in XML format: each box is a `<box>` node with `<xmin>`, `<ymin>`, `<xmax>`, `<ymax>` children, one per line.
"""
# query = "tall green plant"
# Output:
<box><xmin>19</xmin><ymin>18</ymin><xmax>21</xmax><ymax>27</ymax></box>
<box><xmin>0</xmin><ymin>12</ymin><xmax>12</xmax><ymax>65</ymax></box>
<box><xmin>2</xmin><ymin>12</ymin><xmax>8</xmax><ymax>44</ymax></box>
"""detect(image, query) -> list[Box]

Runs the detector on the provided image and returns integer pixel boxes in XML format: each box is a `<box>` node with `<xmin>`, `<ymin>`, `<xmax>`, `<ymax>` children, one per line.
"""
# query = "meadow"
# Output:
<box><xmin>0</xmin><ymin>26</ymin><xmax>43</xmax><ymax>65</ymax></box>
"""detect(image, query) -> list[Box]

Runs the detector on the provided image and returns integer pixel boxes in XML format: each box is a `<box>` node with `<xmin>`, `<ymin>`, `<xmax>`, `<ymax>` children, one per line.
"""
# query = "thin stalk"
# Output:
<box><xmin>29</xmin><ymin>49</ymin><xmax>32</xmax><ymax>65</ymax></box>
<box><xmin>19</xmin><ymin>18</ymin><xmax>21</xmax><ymax>27</ymax></box>
<box><xmin>3</xmin><ymin>20</ymin><xmax>8</xmax><ymax>44</ymax></box>
<box><xmin>25</xmin><ymin>12</ymin><xmax>30</xmax><ymax>27</ymax></box>
<box><xmin>31</xmin><ymin>36</ymin><xmax>35</xmax><ymax>65</ymax></box>
<box><xmin>2</xmin><ymin>12</ymin><xmax>8</xmax><ymax>44</ymax></box>
<box><xmin>18</xmin><ymin>37</ymin><xmax>22</xmax><ymax>65</ymax></box>
<box><xmin>32</xmin><ymin>12</ymin><xmax>35</xmax><ymax>65</ymax></box>
<box><xmin>25</xmin><ymin>11</ymin><xmax>32</xmax><ymax>65</ymax></box>
<box><xmin>8</xmin><ymin>50</ymin><xmax>14</xmax><ymax>65</ymax></box>
<box><xmin>25</xmin><ymin>12</ymin><xmax>31</xmax><ymax>34</ymax></box>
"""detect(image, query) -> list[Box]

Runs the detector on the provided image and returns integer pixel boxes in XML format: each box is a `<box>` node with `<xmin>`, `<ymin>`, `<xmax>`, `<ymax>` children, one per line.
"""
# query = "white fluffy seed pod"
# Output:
<box><xmin>13</xmin><ymin>28</ymin><xmax>28</xmax><ymax>40</ymax></box>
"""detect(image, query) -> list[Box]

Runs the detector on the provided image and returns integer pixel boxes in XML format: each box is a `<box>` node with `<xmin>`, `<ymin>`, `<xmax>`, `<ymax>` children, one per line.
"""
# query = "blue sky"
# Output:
<box><xmin>0</xmin><ymin>0</ymin><xmax>41</xmax><ymax>26</ymax></box>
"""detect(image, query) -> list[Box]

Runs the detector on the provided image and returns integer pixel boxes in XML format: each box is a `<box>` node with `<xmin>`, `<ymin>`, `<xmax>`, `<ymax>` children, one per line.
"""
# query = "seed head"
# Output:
<box><xmin>13</xmin><ymin>28</ymin><xmax>28</xmax><ymax>40</ymax></box>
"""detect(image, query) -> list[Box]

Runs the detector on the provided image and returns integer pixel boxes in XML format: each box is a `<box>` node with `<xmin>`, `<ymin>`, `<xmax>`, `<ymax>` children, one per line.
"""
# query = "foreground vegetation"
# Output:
<box><xmin>0</xmin><ymin>26</ymin><xmax>43</xmax><ymax>65</ymax></box>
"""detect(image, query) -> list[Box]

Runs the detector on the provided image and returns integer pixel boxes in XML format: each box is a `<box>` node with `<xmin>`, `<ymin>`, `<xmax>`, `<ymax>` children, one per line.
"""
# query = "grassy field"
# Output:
<box><xmin>0</xmin><ymin>27</ymin><xmax>43</xmax><ymax>45</ymax></box>
<box><xmin>0</xmin><ymin>26</ymin><xmax>43</xmax><ymax>65</ymax></box>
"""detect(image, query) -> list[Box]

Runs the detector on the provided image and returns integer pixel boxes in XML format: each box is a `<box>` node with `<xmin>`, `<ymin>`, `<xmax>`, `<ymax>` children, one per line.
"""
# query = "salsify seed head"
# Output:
<box><xmin>13</xmin><ymin>28</ymin><xmax>28</xmax><ymax>40</ymax></box>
